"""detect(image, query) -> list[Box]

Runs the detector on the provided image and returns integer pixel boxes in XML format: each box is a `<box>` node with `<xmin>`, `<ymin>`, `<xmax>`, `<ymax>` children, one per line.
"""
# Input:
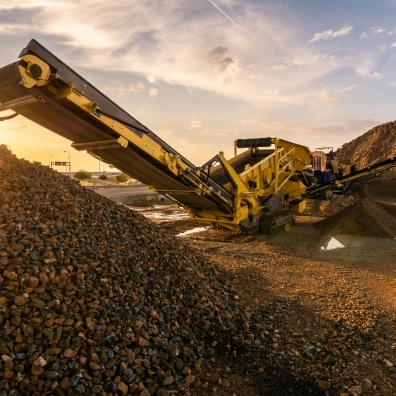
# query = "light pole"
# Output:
<box><xmin>63</xmin><ymin>150</ymin><xmax>71</xmax><ymax>175</ymax></box>
<box><xmin>49</xmin><ymin>155</ymin><xmax>53</xmax><ymax>167</ymax></box>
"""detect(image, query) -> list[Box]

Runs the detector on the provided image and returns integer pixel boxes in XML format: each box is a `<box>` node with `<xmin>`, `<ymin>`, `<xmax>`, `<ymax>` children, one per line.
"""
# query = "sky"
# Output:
<box><xmin>1</xmin><ymin>0</ymin><xmax>396</xmax><ymax>172</ymax></box>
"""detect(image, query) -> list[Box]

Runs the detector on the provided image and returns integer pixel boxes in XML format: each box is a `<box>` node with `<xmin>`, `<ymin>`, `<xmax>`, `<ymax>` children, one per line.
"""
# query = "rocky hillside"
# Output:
<box><xmin>335</xmin><ymin>121</ymin><xmax>396</xmax><ymax>177</ymax></box>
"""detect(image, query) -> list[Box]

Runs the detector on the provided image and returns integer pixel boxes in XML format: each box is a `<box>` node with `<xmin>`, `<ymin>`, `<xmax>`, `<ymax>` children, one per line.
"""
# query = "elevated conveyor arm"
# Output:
<box><xmin>0</xmin><ymin>39</ymin><xmax>234</xmax><ymax>215</ymax></box>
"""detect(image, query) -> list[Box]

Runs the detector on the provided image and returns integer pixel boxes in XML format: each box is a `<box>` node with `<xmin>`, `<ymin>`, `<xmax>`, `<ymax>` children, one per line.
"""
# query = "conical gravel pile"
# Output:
<box><xmin>314</xmin><ymin>197</ymin><xmax>396</xmax><ymax>238</ymax></box>
<box><xmin>0</xmin><ymin>146</ymin><xmax>250</xmax><ymax>395</ymax></box>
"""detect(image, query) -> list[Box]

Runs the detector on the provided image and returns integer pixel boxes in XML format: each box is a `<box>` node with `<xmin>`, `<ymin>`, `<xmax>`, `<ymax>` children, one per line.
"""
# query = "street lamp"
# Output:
<box><xmin>49</xmin><ymin>155</ymin><xmax>53</xmax><ymax>167</ymax></box>
<box><xmin>63</xmin><ymin>150</ymin><xmax>71</xmax><ymax>175</ymax></box>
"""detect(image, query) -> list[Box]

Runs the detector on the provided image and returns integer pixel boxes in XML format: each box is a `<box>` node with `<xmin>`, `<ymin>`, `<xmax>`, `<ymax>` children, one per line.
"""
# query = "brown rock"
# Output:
<box><xmin>362</xmin><ymin>378</ymin><xmax>373</xmax><ymax>389</ymax></box>
<box><xmin>210</xmin><ymin>373</ymin><xmax>220</xmax><ymax>383</ymax></box>
<box><xmin>64</xmin><ymin>349</ymin><xmax>77</xmax><ymax>358</ymax></box>
<box><xmin>162</xmin><ymin>375</ymin><xmax>175</xmax><ymax>386</ymax></box>
<box><xmin>348</xmin><ymin>385</ymin><xmax>363</xmax><ymax>396</ymax></box>
<box><xmin>3</xmin><ymin>370</ymin><xmax>14</xmax><ymax>379</ymax></box>
<box><xmin>33</xmin><ymin>356</ymin><xmax>47</xmax><ymax>367</ymax></box>
<box><xmin>31</xmin><ymin>365</ymin><xmax>44</xmax><ymax>375</ymax></box>
<box><xmin>185</xmin><ymin>375</ymin><xmax>195</xmax><ymax>384</ymax></box>
<box><xmin>86</xmin><ymin>317</ymin><xmax>95</xmax><ymax>331</ymax></box>
<box><xmin>118</xmin><ymin>382</ymin><xmax>129</xmax><ymax>395</ymax></box>
<box><xmin>28</xmin><ymin>277</ymin><xmax>39</xmax><ymax>288</ymax></box>
<box><xmin>317</xmin><ymin>380</ymin><xmax>331</xmax><ymax>389</ymax></box>
<box><xmin>89</xmin><ymin>361</ymin><xmax>102</xmax><ymax>370</ymax></box>
<box><xmin>139</xmin><ymin>337</ymin><xmax>150</xmax><ymax>347</ymax></box>
<box><xmin>14</xmin><ymin>295</ymin><xmax>26</xmax><ymax>307</ymax></box>
<box><xmin>60</xmin><ymin>377</ymin><xmax>69</xmax><ymax>390</ymax></box>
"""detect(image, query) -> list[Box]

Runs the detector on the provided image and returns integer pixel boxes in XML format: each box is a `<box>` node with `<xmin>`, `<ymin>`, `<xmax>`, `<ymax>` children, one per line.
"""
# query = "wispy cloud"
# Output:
<box><xmin>310</xmin><ymin>85</ymin><xmax>359</xmax><ymax>107</ymax></box>
<box><xmin>120</xmin><ymin>83</ymin><xmax>145</xmax><ymax>93</ymax></box>
<box><xmin>148</xmin><ymin>88</ymin><xmax>158</xmax><ymax>97</ymax></box>
<box><xmin>189</xmin><ymin>120</ymin><xmax>203</xmax><ymax>130</ymax></box>
<box><xmin>371</xmin><ymin>26</ymin><xmax>386</xmax><ymax>34</ymax></box>
<box><xmin>308</xmin><ymin>25</ymin><xmax>353</xmax><ymax>43</ymax></box>
<box><xmin>360</xmin><ymin>32</ymin><xmax>368</xmax><ymax>40</ymax></box>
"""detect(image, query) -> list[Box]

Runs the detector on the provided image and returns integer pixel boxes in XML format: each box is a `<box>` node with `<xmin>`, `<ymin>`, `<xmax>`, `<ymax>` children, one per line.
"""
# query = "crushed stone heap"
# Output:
<box><xmin>335</xmin><ymin>121</ymin><xmax>396</xmax><ymax>179</ymax></box>
<box><xmin>314</xmin><ymin>197</ymin><xmax>396</xmax><ymax>238</ymax></box>
<box><xmin>0</xmin><ymin>146</ymin><xmax>251</xmax><ymax>395</ymax></box>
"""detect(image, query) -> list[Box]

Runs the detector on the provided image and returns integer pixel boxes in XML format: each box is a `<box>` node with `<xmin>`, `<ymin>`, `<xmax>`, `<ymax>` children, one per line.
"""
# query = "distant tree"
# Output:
<box><xmin>73</xmin><ymin>170</ymin><xmax>92</xmax><ymax>180</ymax></box>
<box><xmin>116</xmin><ymin>173</ymin><xmax>129</xmax><ymax>183</ymax></box>
<box><xmin>99</xmin><ymin>174</ymin><xmax>108</xmax><ymax>181</ymax></box>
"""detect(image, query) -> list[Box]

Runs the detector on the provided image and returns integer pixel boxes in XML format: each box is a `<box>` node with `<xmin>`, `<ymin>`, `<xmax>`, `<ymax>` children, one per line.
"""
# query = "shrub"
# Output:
<box><xmin>73</xmin><ymin>170</ymin><xmax>92</xmax><ymax>180</ymax></box>
<box><xmin>99</xmin><ymin>174</ymin><xmax>108</xmax><ymax>181</ymax></box>
<box><xmin>116</xmin><ymin>173</ymin><xmax>129</xmax><ymax>183</ymax></box>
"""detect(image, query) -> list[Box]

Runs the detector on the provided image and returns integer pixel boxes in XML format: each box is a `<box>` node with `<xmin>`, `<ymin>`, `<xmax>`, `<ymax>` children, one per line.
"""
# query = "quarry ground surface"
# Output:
<box><xmin>122</xmin><ymin>179</ymin><xmax>396</xmax><ymax>396</ymax></box>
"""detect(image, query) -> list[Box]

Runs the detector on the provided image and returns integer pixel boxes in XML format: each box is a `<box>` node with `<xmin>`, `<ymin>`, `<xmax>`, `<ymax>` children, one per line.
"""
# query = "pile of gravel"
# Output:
<box><xmin>314</xmin><ymin>198</ymin><xmax>396</xmax><ymax>238</ymax></box>
<box><xmin>335</xmin><ymin>121</ymin><xmax>396</xmax><ymax>180</ymax></box>
<box><xmin>0</xmin><ymin>146</ymin><xmax>252</xmax><ymax>395</ymax></box>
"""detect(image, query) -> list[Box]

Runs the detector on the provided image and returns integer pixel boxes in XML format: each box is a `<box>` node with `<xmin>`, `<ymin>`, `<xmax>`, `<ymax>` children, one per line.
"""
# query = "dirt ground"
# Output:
<box><xmin>126</xmin><ymin>179</ymin><xmax>396</xmax><ymax>396</ymax></box>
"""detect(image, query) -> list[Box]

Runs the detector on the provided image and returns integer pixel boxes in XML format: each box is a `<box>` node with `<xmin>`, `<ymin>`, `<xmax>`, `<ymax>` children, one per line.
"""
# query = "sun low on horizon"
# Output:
<box><xmin>1</xmin><ymin>0</ymin><xmax>396</xmax><ymax>170</ymax></box>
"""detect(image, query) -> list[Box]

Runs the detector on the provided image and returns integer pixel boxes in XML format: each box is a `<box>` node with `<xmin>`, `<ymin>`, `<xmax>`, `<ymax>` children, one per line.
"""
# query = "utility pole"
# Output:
<box><xmin>64</xmin><ymin>151</ymin><xmax>71</xmax><ymax>175</ymax></box>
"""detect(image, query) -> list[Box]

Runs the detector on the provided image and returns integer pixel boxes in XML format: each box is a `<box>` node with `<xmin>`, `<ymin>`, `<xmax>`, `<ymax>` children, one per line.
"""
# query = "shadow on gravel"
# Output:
<box><xmin>201</xmin><ymin>261</ymin><xmax>395</xmax><ymax>396</ymax></box>
<box><xmin>211</xmin><ymin>349</ymin><xmax>326</xmax><ymax>396</ymax></box>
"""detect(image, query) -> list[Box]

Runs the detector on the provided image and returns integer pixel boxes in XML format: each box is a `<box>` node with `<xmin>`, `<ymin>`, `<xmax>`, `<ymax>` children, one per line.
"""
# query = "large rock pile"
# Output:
<box><xmin>0</xmin><ymin>146</ymin><xmax>251</xmax><ymax>395</ymax></box>
<box><xmin>335</xmin><ymin>121</ymin><xmax>396</xmax><ymax>179</ymax></box>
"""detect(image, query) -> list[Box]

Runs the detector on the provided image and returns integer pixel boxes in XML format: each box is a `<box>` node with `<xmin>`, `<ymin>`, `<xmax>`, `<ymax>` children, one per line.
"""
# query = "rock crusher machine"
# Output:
<box><xmin>1</xmin><ymin>39</ymin><xmax>395</xmax><ymax>234</ymax></box>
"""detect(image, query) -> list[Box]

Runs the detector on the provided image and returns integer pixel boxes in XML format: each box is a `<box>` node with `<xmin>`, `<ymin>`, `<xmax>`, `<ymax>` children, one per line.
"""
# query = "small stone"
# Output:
<box><xmin>3</xmin><ymin>370</ymin><xmax>14</xmax><ymax>379</ymax></box>
<box><xmin>92</xmin><ymin>384</ymin><xmax>103</xmax><ymax>393</ymax></box>
<box><xmin>60</xmin><ymin>377</ymin><xmax>69</xmax><ymax>389</ymax></box>
<box><xmin>182</xmin><ymin>366</ymin><xmax>191</xmax><ymax>376</ymax></box>
<box><xmin>33</xmin><ymin>356</ymin><xmax>47</xmax><ymax>367</ymax></box>
<box><xmin>118</xmin><ymin>382</ymin><xmax>129</xmax><ymax>395</ymax></box>
<box><xmin>167</xmin><ymin>344</ymin><xmax>179</xmax><ymax>359</ymax></box>
<box><xmin>257</xmin><ymin>367</ymin><xmax>264</xmax><ymax>373</ymax></box>
<box><xmin>316</xmin><ymin>380</ymin><xmax>331</xmax><ymax>389</ymax></box>
<box><xmin>210</xmin><ymin>373</ymin><xmax>220</xmax><ymax>383</ymax></box>
<box><xmin>361</xmin><ymin>378</ymin><xmax>372</xmax><ymax>389</ymax></box>
<box><xmin>31</xmin><ymin>365</ymin><xmax>44</xmax><ymax>375</ymax></box>
<box><xmin>139</xmin><ymin>337</ymin><xmax>150</xmax><ymax>347</ymax></box>
<box><xmin>64</xmin><ymin>349</ymin><xmax>77</xmax><ymax>358</ymax></box>
<box><xmin>89</xmin><ymin>361</ymin><xmax>102</xmax><ymax>370</ymax></box>
<box><xmin>162</xmin><ymin>375</ymin><xmax>175</xmax><ymax>386</ymax></box>
<box><xmin>14</xmin><ymin>295</ymin><xmax>26</xmax><ymax>307</ymax></box>
<box><xmin>185</xmin><ymin>375</ymin><xmax>195</xmax><ymax>384</ymax></box>
<box><xmin>28</xmin><ymin>277</ymin><xmax>39</xmax><ymax>288</ymax></box>
<box><xmin>385</xmin><ymin>359</ymin><xmax>394</xmax><ymax>368</ymax></box>
<box><xmin>348</xmin><ymin>385</ymin><xmax>362</xmax><ymax>396</ymax></box>
<box><xmin>79</xmin><ymin>356</ymin><xmax>87</xmax><ymax>365</ymax></box>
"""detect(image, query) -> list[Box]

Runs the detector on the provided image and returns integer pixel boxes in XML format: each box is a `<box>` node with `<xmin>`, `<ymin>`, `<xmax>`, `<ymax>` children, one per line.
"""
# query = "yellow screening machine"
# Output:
<box><xmin>1</xmin><ymin>40</ymin><xmax>395</xmax><ymax>234</ymax></box>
